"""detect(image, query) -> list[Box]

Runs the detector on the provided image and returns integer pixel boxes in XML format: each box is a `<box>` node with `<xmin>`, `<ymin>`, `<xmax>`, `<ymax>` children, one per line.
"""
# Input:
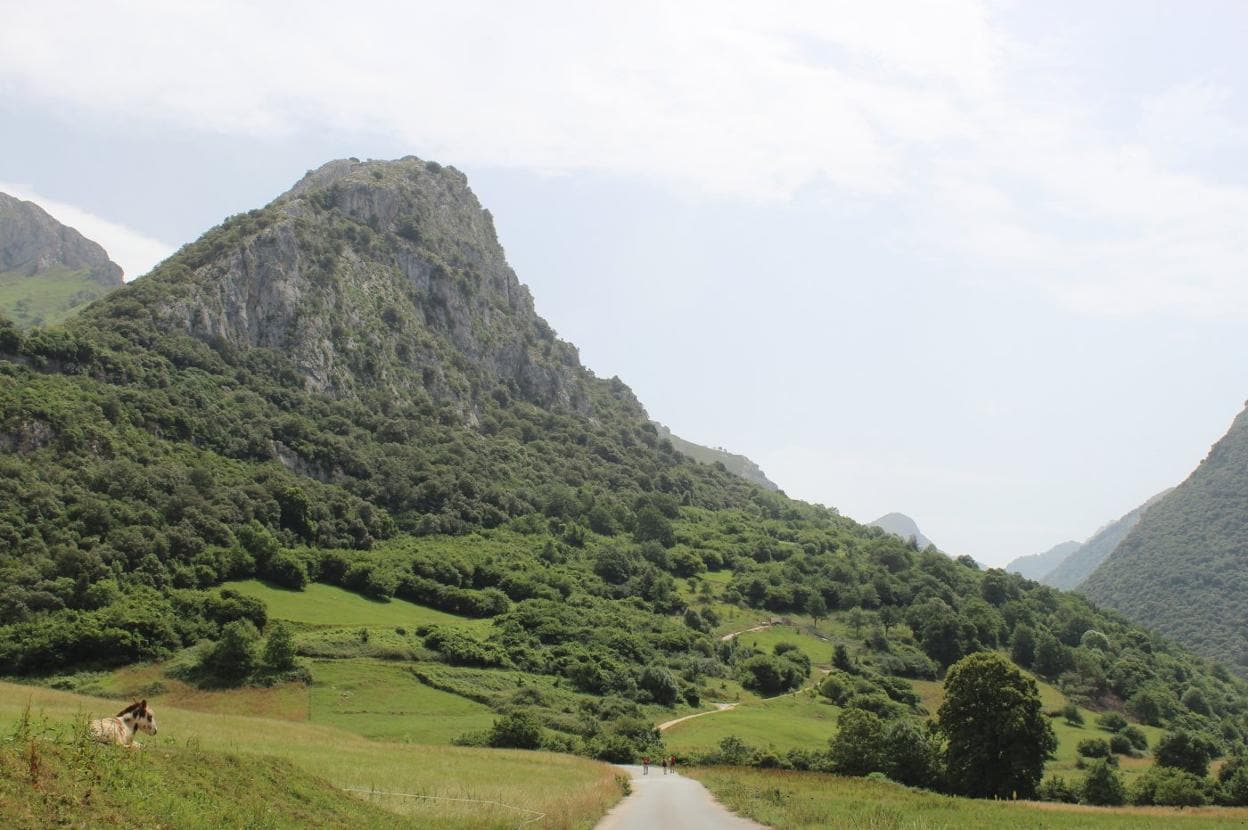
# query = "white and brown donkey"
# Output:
<box><xmin>90</xmin><ymin>699</ymin><xmax>158</xmax><ymax>748</ymax></box>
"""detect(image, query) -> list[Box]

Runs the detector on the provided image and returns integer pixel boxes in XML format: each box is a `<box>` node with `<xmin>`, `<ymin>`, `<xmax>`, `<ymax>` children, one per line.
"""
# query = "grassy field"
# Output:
<box><xmin>2</xmin><ymin>727</ymin><xmax>412</xmax><ymax>830</ymax></box>
<box><xmin>0</xmin><ymin>266</ymin><xmax>115</xmax><ymax>328</ymax></box>
<box><xmin>221</xmin><ymin>579</ymin><xmax>493</xmax><ymax>631</ymax></box>
<box><xmin>0</xmin><ymin>681</ymin><xmax>624</xmax><ymax>830</ymax></box>
<box><xmin>735</xmin><ymin>624</ymin><xmax>838</xmax><ymax>667</ymax></box>
<box><xmin>309</xmin><ymin>659</ymin><xmax>497</xmax><ymax>743</ymax></box>
<box><xmin>664</xmin><ymin>691</ymin><xmax>840</xmax><ymax>755</ymax></box>
<box><xmin>95</xmin><ymin>661</ymin><xmax>312</xmax><ymax>721</ymax></box>
<box><xmin>688</xmin><ymin>766</ymin><xmax>1248</xmax><ymax>829</ymax></box>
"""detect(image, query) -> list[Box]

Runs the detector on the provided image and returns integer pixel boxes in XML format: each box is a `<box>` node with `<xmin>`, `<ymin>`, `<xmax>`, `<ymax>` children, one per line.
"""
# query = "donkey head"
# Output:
<box><xmin>119</xmin><ymin>699</ymin><xmax>158</xmax><ymax>736</ymax></box>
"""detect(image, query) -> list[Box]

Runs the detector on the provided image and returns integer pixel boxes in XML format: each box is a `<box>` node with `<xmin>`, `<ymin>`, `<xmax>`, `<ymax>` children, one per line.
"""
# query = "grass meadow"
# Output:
<box><xmin>0</xmin><ymin>266</ymin><xmax>115</xmax><ymax>328</ymax></box>
<box><xmin>688</xmin><ymin>766</ymin><xmax>1248</xmax><ymax>829</ymax></box>
<box><xmin>665</xmin><ymin>691</ymin><xmax>840</xmax><ymax>755</ymax></box>
<box><xmin>0</xmin><ymin>682</ymin><xmax>625</xmax><ymax>830</ymax></box>
<box><xmin>221</xmin><ymin>579</ymin><xmax>493</xmax><ymax>631</ymax></box>
<box><xmin>308</xmin><ymin>659</ymin><xmax>497</xmax><ymax>742</ymax></box>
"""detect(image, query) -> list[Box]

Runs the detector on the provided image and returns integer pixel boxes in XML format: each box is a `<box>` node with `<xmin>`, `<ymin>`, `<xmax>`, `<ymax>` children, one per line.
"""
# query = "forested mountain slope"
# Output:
<box><xmin>1082</xmin><ymin>407</ymin><xmax>1248</xmax><ymax>669</ymax></box>
<box><xmin>1041</xmin><ymin>490</ymin><xmax>1171</xmax><ymax>591</ymax></box>
<box><xmin>0</xmin><ymin>192</ymin><xmax>124</xmax><ymax>327</ymax></box>
<box><xmin>1006</xmin><ymin>541</ymin><xmax>1081</xmax><ymax>582</ymax></box>
<box><xmin>653</xmin><ymin>421</ymin><xmax>779</xmax><ymax>491</ymax></box>
<box><xmin>1</xmin><ymin>158</ymin><xmax>1246</xmax><ymax>774</ymax></box>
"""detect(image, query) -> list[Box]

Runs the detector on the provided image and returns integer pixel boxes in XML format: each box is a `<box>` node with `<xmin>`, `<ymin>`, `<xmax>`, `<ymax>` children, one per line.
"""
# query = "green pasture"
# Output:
<box><xmin>221</xmin><ymin>579</ymin><xmax>492</xmax><ymax>632</ymax></box>
<box><xmin>688</xmin><ymin>766</ymin><xmax>1248</xmax><ymax>829</ymax></box>
<box><xmin>735</xmin><ymin>624</ymin><xmax>838</xmax><ymax>667</ymax></box>
<box><xmin>664</xmin><ymin>691</ymin><xmax>840</xmax><ymax>755</ymax></box>
<box><xmin>0</xmin><ymin>681</ymin><xmax>624</xmax><ymax>830</ymax></box>
<box><xmin>0</xmin><ymin>266</ymin><xmax>114</xmax><ymax>328</ymax></box>
<box><xmin>309</xmin><ymin>659</ymin><xmax>496</xmax><ymax>743</ymax></box>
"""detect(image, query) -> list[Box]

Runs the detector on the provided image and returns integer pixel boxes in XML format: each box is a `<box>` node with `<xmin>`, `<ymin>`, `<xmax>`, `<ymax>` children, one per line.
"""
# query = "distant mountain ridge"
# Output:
<box><xmin>1042</xmin><ymin>491</ymin><xmax>1170</xmax><ymax>591</ymax></box>
<box><xmin>1005</xmin><ymin>541</ymin><xmax>1081</xmax><ymax>582</ymax></box>
<box><xmin>869</xmin><ymin>512</ymin><xmax>935</xmax><ymax>549</ymax></box>
<box><xmin>652</xmin><ymin>422</ymin><xmax>779</xmax><ymax>491</ymax></box>
<box><xmin>1003</xmin><ymin>491</ymin><xmax>1171</xmax><ymax>589</ymax></box>
<box><xmin>1080</xmin><ymin>404</ymin><xmax>1248</xmax><ymax>669</ymax></box>
<box><xmin>0</xmin><ymin>192</ymin><xmax>124</xmax><ymax>327</ymax></box>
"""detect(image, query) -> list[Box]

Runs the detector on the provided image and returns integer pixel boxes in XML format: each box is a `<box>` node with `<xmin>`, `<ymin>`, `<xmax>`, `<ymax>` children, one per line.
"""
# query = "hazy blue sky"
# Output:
<box><xmin>3</xmin><ymin>1</ymin><xmax>1246</xmax><ymax>565</ymax></box>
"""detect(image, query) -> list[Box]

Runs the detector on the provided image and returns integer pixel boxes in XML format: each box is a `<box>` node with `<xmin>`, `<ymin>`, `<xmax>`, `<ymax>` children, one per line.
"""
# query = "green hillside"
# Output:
<box><xmin>0</xmin><ymin>266</ymin><xmax>118</xmax><ymax>328</ymax></box>
<box><xmin>0</xmin><ymin>682</ymin><xmax>623</xmax><ymax>829</ymax></box>
<box><xmin>1081</xmin><ymin>408</ymin><xmax>1248</xmax><ymax>668</ymax></box>
<box><xmin>1043</xmin><ymin>490</ymin><xmax>1170</xmax><ymax>590</ymax></box>
<box><xmin>2</xmin><ymin>158</ymin><xmax>1248</xmax><ymax>813</ymax></box>
<box><xmin>689</xmin><ymin>767</ymin><xmax>1248</xmax><ymax>829</ymax></box>
<box><xmin>0</xmin><ymin>191</ymin><xmax>125</xmax><ymax>327</ymax></box>
<box><xmin>653</xmin><ymin>421</ymin><xmax>779</xmax><ymax>490</ymax></box>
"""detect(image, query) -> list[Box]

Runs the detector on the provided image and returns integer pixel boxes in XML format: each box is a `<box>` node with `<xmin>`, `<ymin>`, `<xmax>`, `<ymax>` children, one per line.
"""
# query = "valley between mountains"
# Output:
<box><xmin>6</xmin><ymin>158</ymin><xmax>1248</xmax><ymax>828</ymax></box>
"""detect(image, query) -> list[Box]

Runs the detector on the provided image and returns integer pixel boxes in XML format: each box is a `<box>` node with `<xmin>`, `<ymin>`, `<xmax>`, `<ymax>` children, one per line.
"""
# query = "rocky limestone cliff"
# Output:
<box><xmin>84</xmin><ymin>158</ymin><xmax>604</xmax><ymax>417</ymax></box>
<box><xmin>0</xmin><ymin>193</ymin><xmax>123</xmax><ymax>285</ymax></box>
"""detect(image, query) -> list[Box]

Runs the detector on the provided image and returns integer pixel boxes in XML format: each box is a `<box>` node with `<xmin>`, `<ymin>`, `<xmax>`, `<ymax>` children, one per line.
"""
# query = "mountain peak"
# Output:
<box><xmin>0</xmin><ymin>192</ymin><xmax>124</xmax><ymax>327</ymax></box>
<box><xmin>869</xmin><ymin>512</ymin><xmax>935</xmax><ymax>550</ymax></box>
<box><xmin>84</xmin><ymin>157</ymin><xmax>608</xmax><ymax>417</ymax></box>
<box><xmin>0</xmin><ymin>192</ymin><xmax>124</xmax><ymax>285</ymax></box>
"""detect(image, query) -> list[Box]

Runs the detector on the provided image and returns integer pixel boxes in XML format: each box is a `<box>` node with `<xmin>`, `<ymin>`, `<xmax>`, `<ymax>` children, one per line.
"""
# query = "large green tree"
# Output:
<box><xmin>937</xmin><ymin>652</ymin><xmax>1056</xmax><ymax>799</ymax></box>
<box><xmin>828</xmin><ymin>708</ymin><xmax>885</xmax><ymax>776</ymax></box>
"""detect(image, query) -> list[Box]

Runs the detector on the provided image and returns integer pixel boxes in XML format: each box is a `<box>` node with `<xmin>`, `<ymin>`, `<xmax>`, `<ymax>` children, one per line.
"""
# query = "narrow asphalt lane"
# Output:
<box><xmin>594</xmin><ymin>765</ymin><xmax>766</xmax><ymax>830</ymax></box>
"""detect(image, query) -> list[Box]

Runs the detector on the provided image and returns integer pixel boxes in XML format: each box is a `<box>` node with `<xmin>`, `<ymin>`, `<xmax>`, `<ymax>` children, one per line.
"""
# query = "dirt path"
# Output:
<box><xmin>656</xmin><ymin>702</ymin><xmax>736</xmax><ymax>732</ymax></box>
<box><xmin>594</xmin><ymin>765</ymin><xmax>766</xmax><ymax>830</ymax></box>
<box><xmin>718</xmin><ymin>623</ymin><xmax>772</xmax><ymax>642</ymax></box>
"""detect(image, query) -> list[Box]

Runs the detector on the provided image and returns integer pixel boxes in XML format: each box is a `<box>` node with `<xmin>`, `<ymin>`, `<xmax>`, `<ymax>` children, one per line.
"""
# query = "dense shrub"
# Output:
<box><xmin>1096</xmin><ymin>712</ymin><xmax>1128</xmax><ymax>732</ymax></box>
<box><xmin>1156</xmin><ymin>730</ymin><xmax>1214</xmax><ymax>777</ymax></box>
<box><xmin>1076</xmin><ymin>738</ymin><xmax>1111</xmax><ymax>759</ymax></box>
<box><xmin>1037</xmin><ymin>775</ymin><xmax>1079</xmax><ymax>803</ymax></box>
<box><xmin>200</xmin><ymin>619</ymin><xmax>260</xmax><ymax>685</ymax></box>
<box><xmin>1129</xmin><ymin>766</ymin><xmax>1212</xmax><ymax>807</ymax></box>
<box><xmin>1081</xmin><ymin>759</ymin><xmax>1126</xmax><ymax>806</ymax></box>
<box><xmin>488</xmin><ymin>712</ymin><xmax>543</xmax><ymax>749</ymax></box>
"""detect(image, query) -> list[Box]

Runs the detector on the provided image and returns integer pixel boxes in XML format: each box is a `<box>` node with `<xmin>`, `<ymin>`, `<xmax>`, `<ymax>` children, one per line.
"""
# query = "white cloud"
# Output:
<box><xmin>0</xmin><ymin>182</ymin><xmax>174</xmax><ymax>280</ymax></box>
<box><xmin>0</xmin><ymin>0</ymin><xmax>991</xmax><ymax>200</ymax></box>
<box><xmin>2</xmin><ymin>1</ymin><xmax>1246</xmax><ymax>315</ymax></box>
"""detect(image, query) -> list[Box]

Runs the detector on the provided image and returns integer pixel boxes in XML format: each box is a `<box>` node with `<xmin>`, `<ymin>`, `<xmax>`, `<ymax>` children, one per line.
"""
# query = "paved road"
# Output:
<box><xmin>595</xmin><ymin>765</ymin><xmax>766</xmax><ymax>830</ymax></box>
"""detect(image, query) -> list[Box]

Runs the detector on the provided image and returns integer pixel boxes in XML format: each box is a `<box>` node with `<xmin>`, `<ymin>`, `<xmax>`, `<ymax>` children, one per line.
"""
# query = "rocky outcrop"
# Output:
<box><xmin>85</xmin><ymin>158</ymin><xmax>599</xmax><ymax>414</ymax></box>
<box><xmin>0</xmin><ymin>193</ymin><xmax>123</xmax><ymax>285</ymax></box>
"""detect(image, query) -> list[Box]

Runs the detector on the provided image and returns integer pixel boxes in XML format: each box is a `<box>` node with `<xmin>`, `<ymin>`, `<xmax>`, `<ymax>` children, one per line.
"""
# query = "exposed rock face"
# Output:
<box><xmin>0</xmin><ymin>192</ymin><xmax>123</xmax><ymax>285</ymax></box>
<box><xmin>88</xmin><ymin>158</ymin><xmax>598</xmax><ymax>414</ymax></box>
